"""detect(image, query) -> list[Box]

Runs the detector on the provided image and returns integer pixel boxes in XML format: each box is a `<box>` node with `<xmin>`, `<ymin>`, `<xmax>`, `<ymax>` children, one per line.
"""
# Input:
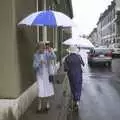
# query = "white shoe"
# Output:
<box><xmin>38</xmin><ymin>100</ymin><xmax>42</xmax><ymax>110</ymax></box>
<box><xmin>46</xmin><ymin>101</ymin><xmax>50</xmax><ymax>110</ymax></box>
<box><xmin>76</xmin><ymin>101</ymin><xmax>80</xmax><ymax>106</ymax></box>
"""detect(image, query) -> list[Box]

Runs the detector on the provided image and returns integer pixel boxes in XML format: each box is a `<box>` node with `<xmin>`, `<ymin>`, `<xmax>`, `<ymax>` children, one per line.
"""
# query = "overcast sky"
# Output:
<box><xmin>71</xmin><ymin>0</ymin><xmax>113</xmax><ymax>36</ymax></box>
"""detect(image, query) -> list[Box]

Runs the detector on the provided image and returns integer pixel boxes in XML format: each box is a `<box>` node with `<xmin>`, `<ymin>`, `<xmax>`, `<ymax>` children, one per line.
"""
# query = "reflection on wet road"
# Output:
<box><xmin>68</xmin><ymin>50</ymin><xmax>120</xmax><ymax>120</ymax></box>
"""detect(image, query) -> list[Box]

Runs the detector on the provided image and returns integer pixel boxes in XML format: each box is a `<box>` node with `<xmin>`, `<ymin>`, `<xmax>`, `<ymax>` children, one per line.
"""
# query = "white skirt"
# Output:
<box><xmin>36</xmin><ymin>65</ymin><xmax>54</xmax><ymax>98</ymax></box>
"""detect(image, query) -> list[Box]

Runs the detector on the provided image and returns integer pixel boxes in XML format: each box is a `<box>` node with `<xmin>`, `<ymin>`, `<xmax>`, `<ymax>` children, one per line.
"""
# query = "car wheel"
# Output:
<box><xmin>112</xmin><ymin>54</ymin><xmax>114</xmax><ymax>58</ymax></box>
<box><xmin>108</xmin><ymin>62</ymin><xmax>111</xmax><ymax>67</ymax></box>
<box><xmin>88</xmin><ymin>61</ymin><xmax>92</xmax><ymax>66</ymax></box>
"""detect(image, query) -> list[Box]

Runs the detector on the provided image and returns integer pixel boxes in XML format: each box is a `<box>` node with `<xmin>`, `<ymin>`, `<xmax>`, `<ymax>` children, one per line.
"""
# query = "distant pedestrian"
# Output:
<box><xmin>44</xmin><ymin>41</ymin><xmax>57</xmax><ymax>82</ymax></box>
<box><xmin>64</xmin><ymin>46</ymin><xmax>85</xmax><ymax>110</ymax></box>
<box><xmin>33</xmin><ymin>41</ymin><xmax>56</xmax><ymax>112</ymax></box>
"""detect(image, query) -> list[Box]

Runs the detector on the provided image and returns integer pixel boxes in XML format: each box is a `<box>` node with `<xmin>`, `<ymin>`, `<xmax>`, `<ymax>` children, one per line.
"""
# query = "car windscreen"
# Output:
<box><xmin>94</xmin><ymin>49</ymin><xmax>111</xmax><ymax>54</ymax></box>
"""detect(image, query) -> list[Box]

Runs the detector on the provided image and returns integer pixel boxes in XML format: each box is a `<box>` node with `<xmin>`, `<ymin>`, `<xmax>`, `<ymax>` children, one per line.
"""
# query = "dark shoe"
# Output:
<box><xmin>73</xmin><ymin>103</ymin><xmax>79</xmax><ymax>112</ymax></box>
<box><xmin>36</xmin><ymin>109</ymin><xmax>42</xmax><ymax>113</ymax></box>
<box><xmin>74</xmin><ymin>105</ymin><xmax>79</xmax><ymax>112</ymax></box>
<box><xmin>45</xmin><ymin>106</ymin><xmax>50</xmax><ymax>111</ymax></box>
<box><xmin>36</xmin><ymin>108</ymin><xmax>48</xmax><ymax>113</ymax></box>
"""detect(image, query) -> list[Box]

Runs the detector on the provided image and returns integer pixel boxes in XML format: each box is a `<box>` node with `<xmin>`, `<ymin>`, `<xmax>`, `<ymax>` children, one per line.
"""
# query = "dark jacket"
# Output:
<box><xmin>64</xmin><ymin>53</ymin><xmax>84</xmax><ymax>73</ymax></box>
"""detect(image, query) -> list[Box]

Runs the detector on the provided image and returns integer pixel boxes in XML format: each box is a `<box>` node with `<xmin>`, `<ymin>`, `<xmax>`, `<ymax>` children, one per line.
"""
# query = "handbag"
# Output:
<box><xmin>63</xmin><ymin>57</ymin><xmax>69</xmax><ymax>72</ymax></box>
<box><xmin>49</xmin><ymin>62</ymin><xmax>66</xmax><ymax>84</ymax></box>
<box><xmin>48</xmin><ymin>61</ymin><xmax>56</xmax><ymax>83</ymax></box>
<box><xmin>52</xmin><ymin>70</ymin><xmax>66</xmax><ymax>84</ymax></box>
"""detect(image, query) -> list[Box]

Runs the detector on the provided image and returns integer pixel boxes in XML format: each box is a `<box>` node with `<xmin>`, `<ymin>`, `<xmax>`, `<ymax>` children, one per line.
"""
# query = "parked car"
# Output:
<box><xmin>87</xmin><ymin>48</ymin><xmax>112</xmax><ymax>66</ymax></box>
<box><xmin>109</xmin><ymin>43</ymin><xmax>120</xmax><ymax>57</ymax></box>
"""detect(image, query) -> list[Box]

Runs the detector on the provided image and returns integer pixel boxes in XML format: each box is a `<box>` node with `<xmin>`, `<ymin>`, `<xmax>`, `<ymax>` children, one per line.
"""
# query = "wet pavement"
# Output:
<box><xmin>68</xmin><ymin>50</ymin><xmax>120</xmax><ymax>120</ymax></box>
<box><xmin>20</xmin><ymin>50</ymin><xmax>120</xmax><ymax>120</ymax></box>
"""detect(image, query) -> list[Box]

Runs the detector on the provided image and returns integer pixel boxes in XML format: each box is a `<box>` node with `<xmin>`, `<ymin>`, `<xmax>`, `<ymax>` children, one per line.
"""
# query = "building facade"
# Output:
<box><xmin>88</xmin><ymin>28</ymin><xmax>98</xmax><ymax>46</ymax></box>
<box><xmin>89</xmin><ymin>0</ymin><xmax>120</xmax><ymax>47</ymax></box>
<box><xmin>97</xmin><ymin>0</ymin><xmax>120</xmax><ymax>46</ymax></box>
<box><xmin>0</xmin><ymin>0</ymin><xmax>73</xmax><ymax>119</ymax></box>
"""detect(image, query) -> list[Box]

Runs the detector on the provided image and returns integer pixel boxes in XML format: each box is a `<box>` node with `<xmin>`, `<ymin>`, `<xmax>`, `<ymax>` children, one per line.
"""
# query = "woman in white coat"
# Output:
<box><xmin>33</xmin><ymin>42</ymin><xmax>56</xmax><ymax>112</ymax></box>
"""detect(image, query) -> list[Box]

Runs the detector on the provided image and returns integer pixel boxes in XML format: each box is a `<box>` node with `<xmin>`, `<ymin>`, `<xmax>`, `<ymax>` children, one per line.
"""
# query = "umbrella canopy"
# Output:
<box><xmin>18</xmin><ymin>10</ymin><xmax>74</xmax><ymax>27</ymax></box>
<box><xmin>63</xmin><ymin>37</ymin><xmax>95</xmax><ymax>48</ymax></box>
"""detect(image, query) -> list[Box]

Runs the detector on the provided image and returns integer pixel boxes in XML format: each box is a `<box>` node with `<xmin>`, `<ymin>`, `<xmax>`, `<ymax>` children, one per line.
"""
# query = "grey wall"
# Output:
<box><xmin>0</xmin><ymin>0</ymin><xmax>21</xmax><ymax>98</ymax></box>
<box><xmin>15</xmin><ymin>0</ymin><xmax>40</xmax><ymax>95</ymax></box>
<box><xmin>0</xmin><ymin>0</ymin><xmax>42</xmax><ymax>98</ymax></box>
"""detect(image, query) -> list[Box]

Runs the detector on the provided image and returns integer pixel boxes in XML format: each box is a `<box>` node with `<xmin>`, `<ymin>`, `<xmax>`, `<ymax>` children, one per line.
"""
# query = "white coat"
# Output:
<box><xmin>33</xmin><ymin>51</ymin><xmax>56</xmax><ymax>98</ymax></box>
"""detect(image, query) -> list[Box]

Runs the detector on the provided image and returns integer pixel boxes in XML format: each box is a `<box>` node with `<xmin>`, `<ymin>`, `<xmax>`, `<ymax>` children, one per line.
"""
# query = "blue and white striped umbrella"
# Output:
<box><xmin>18</xmin><ymin>10</ymin><xmax>74</xmax><ymax>27</ymax></box>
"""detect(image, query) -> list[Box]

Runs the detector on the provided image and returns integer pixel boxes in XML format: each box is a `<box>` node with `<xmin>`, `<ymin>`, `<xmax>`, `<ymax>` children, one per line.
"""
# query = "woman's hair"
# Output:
<box><xmin>35</xmin><ymin>41</ymin><xmax>45</xmax><ymax>51</ymax></box>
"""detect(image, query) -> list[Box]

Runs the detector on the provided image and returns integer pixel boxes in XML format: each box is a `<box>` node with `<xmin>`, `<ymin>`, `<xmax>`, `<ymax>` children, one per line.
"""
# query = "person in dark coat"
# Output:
<box><xmin>64</xmin><ymin>46</ymin><xmax>85</xmax><ymax>110</ymax></box>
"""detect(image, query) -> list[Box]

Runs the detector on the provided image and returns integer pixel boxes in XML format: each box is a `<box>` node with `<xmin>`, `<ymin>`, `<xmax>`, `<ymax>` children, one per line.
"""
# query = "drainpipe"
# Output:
<box><xmin>43</xmin><ymin>0</ymin><xmax>47</xmax><ymax>42</ymax></box>
<box><xmin>36</xmin><ymin>0</ymin><xmax>39</xmax><ymax>42</ymax></box>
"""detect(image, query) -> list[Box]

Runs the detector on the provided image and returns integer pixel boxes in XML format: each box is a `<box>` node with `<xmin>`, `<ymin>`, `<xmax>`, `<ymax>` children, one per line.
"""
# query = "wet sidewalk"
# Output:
<box><xmin>20</xmin><ymin>75</ymin><xmax>71</xmax><ymax>120</ymax></box>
